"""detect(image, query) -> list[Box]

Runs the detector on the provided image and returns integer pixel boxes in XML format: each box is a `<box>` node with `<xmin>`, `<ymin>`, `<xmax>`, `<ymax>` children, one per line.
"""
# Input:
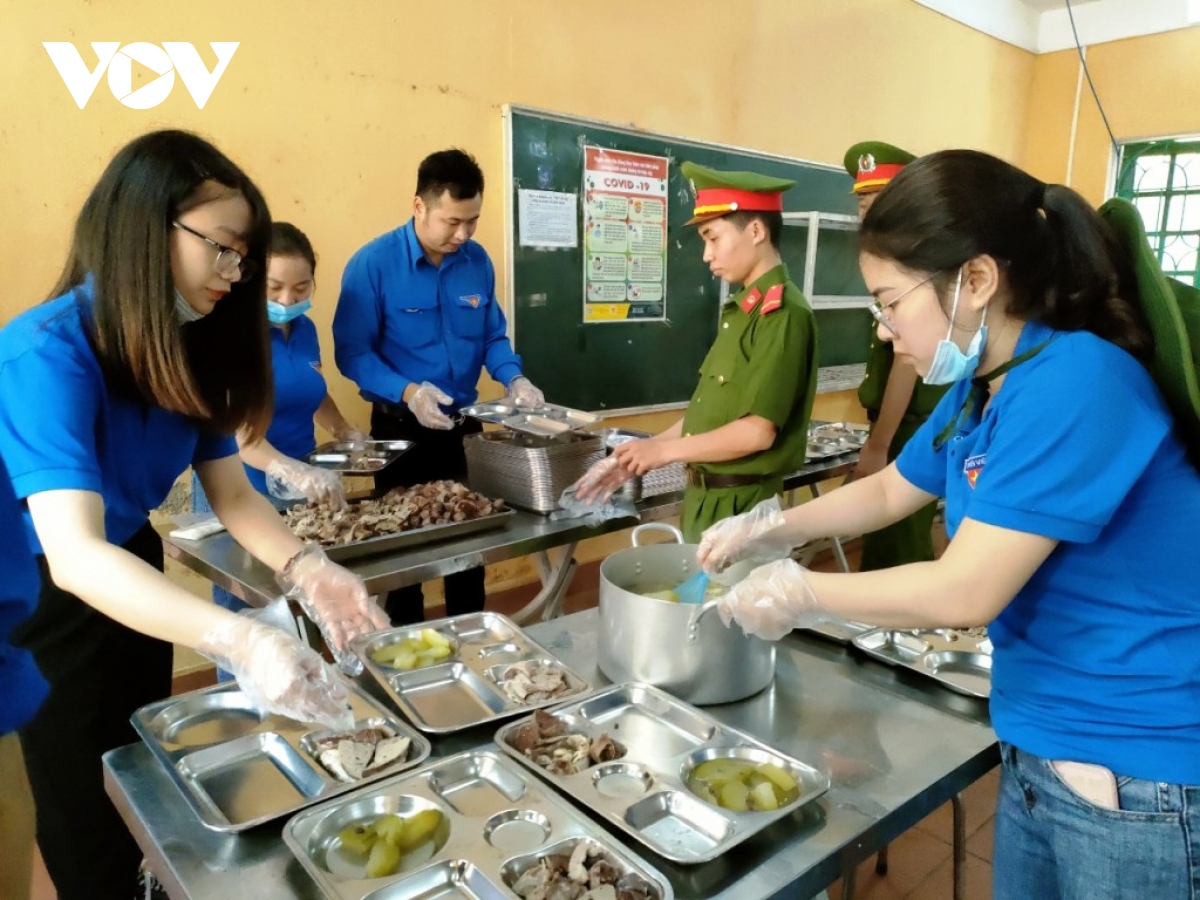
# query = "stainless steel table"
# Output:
<box><xmin>104</xmin><ymin>609</ymin><xmax>998</xmax><ymax>900</ymax></box>
<box><xmin>162</xmin><ymin>455</ymin><xmax>859</xmax><ymax>622</ymax></box>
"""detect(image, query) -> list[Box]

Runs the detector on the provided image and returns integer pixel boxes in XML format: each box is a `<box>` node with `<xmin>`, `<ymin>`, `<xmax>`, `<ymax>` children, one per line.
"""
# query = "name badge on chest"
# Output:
<box><xmin>964</xmin><ymin>453</ymin><xmax>986</xmax><ymax>489</ymax></box>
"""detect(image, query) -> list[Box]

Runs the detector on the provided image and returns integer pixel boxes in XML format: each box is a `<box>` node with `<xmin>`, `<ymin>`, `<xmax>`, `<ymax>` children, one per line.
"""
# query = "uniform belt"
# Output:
<box><xmin>684</xmin><ymin>466</ymin><xmax>768</xmax><ymax>489</ymax></box>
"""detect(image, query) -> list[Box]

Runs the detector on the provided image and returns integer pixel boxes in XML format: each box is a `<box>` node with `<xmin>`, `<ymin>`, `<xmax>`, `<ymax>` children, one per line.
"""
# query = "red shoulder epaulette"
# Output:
<box><xmin>759</xmin><ymin>283</ymin><xmax>784</xmax><ymax>315</ymax></box>
<box><xmin>740</xmin><ymin>286</ymin><xmax>762</xmax><ymax>315</ymax></box>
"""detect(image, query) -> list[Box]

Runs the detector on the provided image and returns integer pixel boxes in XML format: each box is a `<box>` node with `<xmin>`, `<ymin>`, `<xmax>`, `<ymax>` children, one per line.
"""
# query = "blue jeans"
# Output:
<box><xmin>995</xmin><ymin>742</ymin><xmax>1199</xmax><ymax>899</ymax></box>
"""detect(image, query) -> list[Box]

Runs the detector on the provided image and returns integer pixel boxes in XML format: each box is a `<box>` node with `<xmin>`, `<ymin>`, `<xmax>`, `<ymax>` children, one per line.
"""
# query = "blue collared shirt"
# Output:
<box><xmin>333</xmin><ymin>219</ymin><xmax>523</xmax><ymax>408</ymax></box>
<box><xmin>898</xmin><ymin>319</ymin><xmax>1200</xmax><ymax>784</ymax></box>
<box><xmin>0</xmin><ymin>281</ymin><xmax>237</xmax><ymax>553</ymax></box>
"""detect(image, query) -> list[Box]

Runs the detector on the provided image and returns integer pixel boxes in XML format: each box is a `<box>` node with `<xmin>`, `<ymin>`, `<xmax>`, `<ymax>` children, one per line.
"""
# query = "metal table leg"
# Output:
<box><xmin>951</xmin><ymin>792</ymin><xmax>966</xmax><ymax>900</ymax></box>
<box><xmin>509</xmin><ymin>542</ymin><xmax>579</xmax><ymax>625</ymax></box>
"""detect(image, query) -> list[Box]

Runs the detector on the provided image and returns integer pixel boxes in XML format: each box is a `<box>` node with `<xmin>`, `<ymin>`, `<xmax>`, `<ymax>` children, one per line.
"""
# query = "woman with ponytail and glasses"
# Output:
<box><xmin>0</xmin><ymin>130</ymin><xmax>387</xmax><ymax>900</ymax></box>
<box><xmin>698</xmin><ymin>150</ymin><xmax>1200</xmax><ymax>898</ymax></box>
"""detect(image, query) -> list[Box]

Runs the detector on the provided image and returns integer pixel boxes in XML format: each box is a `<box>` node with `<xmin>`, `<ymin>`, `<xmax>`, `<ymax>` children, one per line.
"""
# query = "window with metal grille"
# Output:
<box><xmin>1115</xmin><ymin>139</ymin><xmax>1200</xmax><ymax>286</ymax></box>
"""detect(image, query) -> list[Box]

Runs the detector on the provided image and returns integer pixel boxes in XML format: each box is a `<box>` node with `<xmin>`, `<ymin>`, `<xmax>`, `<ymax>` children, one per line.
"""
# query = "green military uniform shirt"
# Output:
<box><xmin>679</xmin><ymin>263</ymin><xmax>818</xmax><ymax>542</ymax></box>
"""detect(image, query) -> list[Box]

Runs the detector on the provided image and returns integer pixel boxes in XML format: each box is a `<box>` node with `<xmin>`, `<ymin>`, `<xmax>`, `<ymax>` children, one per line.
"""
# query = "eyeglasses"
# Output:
<box><xmin>868</xmin><ymin>274</ymin><xmax>935</xmax><ymax>337</ymax></box>
<box><xmin>173</xmin><ymin>221</ymin><xmax>257</xmax><ymax>283</ymax></box>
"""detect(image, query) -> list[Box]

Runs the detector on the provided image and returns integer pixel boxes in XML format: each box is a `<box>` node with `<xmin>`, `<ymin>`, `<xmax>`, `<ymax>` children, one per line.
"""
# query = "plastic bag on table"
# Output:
<box><xmin>550</xmin><ymin>486</ymin><xmax>638</xmax><ymax>526</ymax></box>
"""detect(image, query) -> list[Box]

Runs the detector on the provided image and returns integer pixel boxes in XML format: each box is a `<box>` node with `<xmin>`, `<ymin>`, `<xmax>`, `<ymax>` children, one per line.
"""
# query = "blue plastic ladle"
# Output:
<box><xmin>674</xmin><ymin>570</ymin><xmax>711</xmax><ymax>605</ymax></box>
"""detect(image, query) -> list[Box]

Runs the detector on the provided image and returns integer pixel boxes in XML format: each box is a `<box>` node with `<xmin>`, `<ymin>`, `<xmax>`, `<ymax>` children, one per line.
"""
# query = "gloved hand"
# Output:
<box><xmin>277</xmin><ymin>544</ymin><xmax>390</xmax><ymax>675</ymax></box>
<box><xmin>266</xmin><ymin>457</ymin><xmax>346</xmax><ymax>508</ymax></box>
<box><xmin>506</xmin><ymin>376</ymin><xmax>545</xmax><ymax>408</ymax></box>
<box><xmin>408</xmin><ymin>381</ymin><xmax>455</xmax><ymax>430</ymax></box>
<box><xmin>572</xmin><ymin>456</ymin><xmax>631</xmax><ymax>505</ymax></box>
<box><xmin>197</xmin><ymin>614</ymin><xmax>354</xmax><ymax>730</ymax></box>
<box><xmin>717</xmin><ymin>558</ymin><xmax>829</xmax><ymax>641</ymax></box>
<box><xmin>696</xmin><ymin>497</ymin><xmax>798</xmax><ymax>575</ymax></box>
<box><xmin>332</xmin><ymin>424</ymin><xmax>370</xmax><ymax>453</ymax></box>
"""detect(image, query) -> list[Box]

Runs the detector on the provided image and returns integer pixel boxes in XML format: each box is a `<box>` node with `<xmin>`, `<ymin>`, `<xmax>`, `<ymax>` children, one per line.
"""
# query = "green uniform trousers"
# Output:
<box><xmin>859</xmin><ymin>414</ymin><xmax>937</xmax><ymax>571</ymax></box>
<box><xmin>680</xmin><ymin>477</ymin><xmax>784</xmax><ymax>545</ymax></box>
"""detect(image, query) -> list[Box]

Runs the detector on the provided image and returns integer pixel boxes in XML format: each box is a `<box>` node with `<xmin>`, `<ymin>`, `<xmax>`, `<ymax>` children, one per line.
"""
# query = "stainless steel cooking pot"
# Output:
<box><xmin>597</xmin><ymin>523</ymin><xmax>775</xmax><ymax>705</ymax></box>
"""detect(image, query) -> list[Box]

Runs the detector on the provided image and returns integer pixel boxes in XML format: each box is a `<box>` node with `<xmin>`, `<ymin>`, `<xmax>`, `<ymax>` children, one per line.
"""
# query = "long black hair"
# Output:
<box><xmin>49</xmin><ymin>129</ymin><xmax>273</xmax><ymax>439</ymax></box>
<box><xmin>860</xmin><ymin>149</ymin><xmax>1150</xmax><ymax>359</ymax></box>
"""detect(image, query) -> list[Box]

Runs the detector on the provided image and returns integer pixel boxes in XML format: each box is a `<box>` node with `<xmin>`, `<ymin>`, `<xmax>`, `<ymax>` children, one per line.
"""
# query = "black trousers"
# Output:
<box><xmin>14</xmin><ymin>522</ymin><xmax>172</xmax><ymax>900</ymax></box>
<box><xmin>370</xmin><ymin>406</ymin><xmax>486</xmax><ymax>624</ymax></box>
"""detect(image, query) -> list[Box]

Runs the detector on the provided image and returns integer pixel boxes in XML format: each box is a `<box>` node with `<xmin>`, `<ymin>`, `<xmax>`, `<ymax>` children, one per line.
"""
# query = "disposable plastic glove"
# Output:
<box><xmin>572</xmin><ymin>456</ymin><xmax>630</xmax><ymax>505</ymax></box>
<box><xmin>197</xmin><ymin>614</ymin><xmax>354</xmax><ymax>730</ymax></box>
<box><xmin>265</xmin><ymin>457</ymin><xmax>346</xmax><ymax>508</ymax></box>
<box><xmin>716</xmin><ymin>558</ymin><xmax>830</xmax><ymax>641</ymax></box>
<box><xmin>696</xmin><ymin>497</ymin><xmax>799</xmax><ymax>575</ymax></box>
<box><xmin>408</xmin><ymin>382</ymin><xmax>455</xmax><ymax>430</ymax></box>
<box><xmin>506</xmin><ymin>376</ymin><xmax>546</xmax><ymax>408</ymax></box>
<box><xmin>277</xmin><ymin>544</ymin><xmax>390</xmax><ymax>674</ymax></box>
<box><xmin>331</xmin><ymin>424</ymin><xmax>370</xmax><ymax>453</ymax></box>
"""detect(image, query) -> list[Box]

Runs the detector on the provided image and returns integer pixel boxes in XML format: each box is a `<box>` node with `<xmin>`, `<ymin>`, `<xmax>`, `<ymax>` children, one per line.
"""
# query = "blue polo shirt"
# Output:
<box><xmin>0</xmin><ymin>282</ymin><xmax>238</xmax><ymax>553</ymax></box>
<box><xmin>0</xmin><ymin>451</ymin><xmax>45</xmax><ymax>735</ymax></box>
<box><xmin>333</xmin><ymin>219</ymin><xmax>523</xmax><ymax>408</ymax></box>
<box><xmin>247</xmin><ymin>316</ymin><xmax>327</xmax><ymax>494</ymax></box>
<box><xmin>897</xmin><ymin>319</ymin><xmax>1200</xmax><ymax>783</ymax></box>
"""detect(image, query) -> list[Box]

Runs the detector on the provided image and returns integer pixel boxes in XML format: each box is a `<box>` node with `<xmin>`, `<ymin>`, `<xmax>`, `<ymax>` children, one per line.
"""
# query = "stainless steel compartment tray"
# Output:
<box><xmin>852</xmin><ymin>628</ymin><xmax>993</xmax><ymax>698</ymax></box>
<box><xmin>283</xmin><ymin>749</ymin><xmax>673</xmax><ymax>900</ymax></box>
<box><xmin>305</xmin><ymin>440</ymin><xmax>413</xmax><ymax>475</ymax></box>
<box><xmin>460</xmin><ymin>401</ymin><xmax>602</xmax><ymax>434</ymax></box>
<box><xmin>495</xmin><ymin>682</ymin><xmax>830</xmax><ymax>865</ymax></box>
<box><xmin>131</xmin><ymin>682</ymin><xmax>432</xmax><ymax>833</ymax></box>
<box><xmin>800</xmin><ymin>618</ymin><xmax>877</xmax><ymax>645</ymax></box>
<box><xmin>355</xmin><ymin>612</ymin><xmax>592</xmax><ymax>734</ymax></box>
<box><xmin>318</xmin><ymin>509</ymin><xmax>515</xmax><ymax>564</ymax></box>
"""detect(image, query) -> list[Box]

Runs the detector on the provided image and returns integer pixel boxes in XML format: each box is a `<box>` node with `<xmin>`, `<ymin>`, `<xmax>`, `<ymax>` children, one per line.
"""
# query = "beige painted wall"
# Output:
<box><xmin>1023</xmin><ymin>27</ymin><xmax>1200</xmax><ymax>202</ymax></box>
<box><xmin>2</xmin><ymin>1</ymin><xmax>1038</xmax><ymax>671</ymax></box>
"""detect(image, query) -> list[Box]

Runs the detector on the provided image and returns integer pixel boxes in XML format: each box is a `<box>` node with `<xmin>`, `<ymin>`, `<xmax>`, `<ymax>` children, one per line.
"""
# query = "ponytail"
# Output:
<box><xmin>860</xmin><ymin>150</ymin><xmax>1151</xmax><ymax>359</ymax></box>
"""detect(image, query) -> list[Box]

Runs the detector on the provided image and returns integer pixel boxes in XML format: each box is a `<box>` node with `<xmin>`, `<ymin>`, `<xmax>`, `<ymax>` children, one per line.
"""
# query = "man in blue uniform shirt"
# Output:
<box><xmin>334</xmin><ymin>149</ymin><xmax>544</xmax><ymax>624</ymax></box>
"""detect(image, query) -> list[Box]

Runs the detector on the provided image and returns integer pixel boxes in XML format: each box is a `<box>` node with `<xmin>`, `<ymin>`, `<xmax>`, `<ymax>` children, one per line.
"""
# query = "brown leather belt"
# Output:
<box><xmin>685</xmin><ymin>465</ymin><xmax>768</xmax><ymax>489</ymax></box>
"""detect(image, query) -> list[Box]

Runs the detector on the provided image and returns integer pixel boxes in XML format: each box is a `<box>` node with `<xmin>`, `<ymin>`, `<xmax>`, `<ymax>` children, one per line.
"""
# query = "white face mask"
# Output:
<box><xmin>922</xmin><ymin>269</ymin><xmax>988</xmax><ymax>385</ymax></box>
<box><xmin>174</xmin><ymin>289</ymin><xmax>206</xmax><ymax>324</ymax></box>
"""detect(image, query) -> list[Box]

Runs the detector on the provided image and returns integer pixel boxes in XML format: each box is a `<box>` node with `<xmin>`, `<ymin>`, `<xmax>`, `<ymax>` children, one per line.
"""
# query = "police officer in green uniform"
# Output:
<box><xmin>845</xmin><ymin>141</ymin><xmax>948</xmax><ymax>570</ymax></box>
<box><xmin>576</xmin><ymin>162</ymin><xmax>818</xmax><ymax>543</ymax></box>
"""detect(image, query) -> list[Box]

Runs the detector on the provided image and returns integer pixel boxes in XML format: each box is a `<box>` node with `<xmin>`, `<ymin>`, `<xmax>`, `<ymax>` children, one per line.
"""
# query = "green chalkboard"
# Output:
<box><xmin>505</xmin><ymin>106</ymin><xmax>871</xmax><ymax>411</ymax></box>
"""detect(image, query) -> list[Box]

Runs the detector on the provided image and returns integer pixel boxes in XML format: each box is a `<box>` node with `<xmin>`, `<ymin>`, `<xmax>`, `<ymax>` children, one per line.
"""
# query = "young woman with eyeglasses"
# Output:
<box><xmin>697</xmin><ymin>150</ymin><xmax>1200</xmax><ymax>898</ymax></box>
<box><xmin>0</xmin><ymin>130</ymin><xmax>387</xmax><ymax>900</ymax></box>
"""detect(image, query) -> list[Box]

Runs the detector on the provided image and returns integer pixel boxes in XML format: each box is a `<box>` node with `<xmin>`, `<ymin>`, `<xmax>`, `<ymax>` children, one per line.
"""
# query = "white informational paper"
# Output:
<box><xmin>518</xmin><ymin>189</ymin><xmax>578</xmax><ymax>248</ymax></box>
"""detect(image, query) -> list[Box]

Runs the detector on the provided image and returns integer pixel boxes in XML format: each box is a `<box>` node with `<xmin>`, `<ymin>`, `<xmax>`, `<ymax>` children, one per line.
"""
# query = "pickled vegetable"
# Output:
<box><xmin>365</xmin><ymin>839</ymin><xmax>400</xmax><ymax>878</ymax></box>
<box><xmin>397</xmin><ymin>808</ymin><xmax>442</xmax><ymax>850</ymax></box>
<box><xmin>370</xmin><ymin>631</ymin><xmax>456</xmax><ymax>669</ymax></box>
<box><xmin>718</xmin><ymin>780</ymin><xmax>749</xmax><ymax>812</ymax></box>
<box><xmin>686</xmin><ymin>758</ymin><xmax>801</xmax><ymax>811</ymax></box>
<box><xmin>336</xmin><ymin>823</ymin><xmax>376</xmax><ymax>856</ymax></box>
<box><xmin>337</xmin><ymin>809</ymin><xmax>446</xmax><ymax>879</ymax></box>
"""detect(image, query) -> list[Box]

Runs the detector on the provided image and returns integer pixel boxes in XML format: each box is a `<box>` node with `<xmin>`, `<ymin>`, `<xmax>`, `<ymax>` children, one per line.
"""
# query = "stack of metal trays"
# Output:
<box><xmin>460</xmin><ymin>401</ymin><xmax>603</xmax><ymax>438</ymax></box>
<box><xmin>600</xmin><ymin>428</ymin><xmax>685</xmax><ymax>499</ymax></box>
<box><xmin>805</xmin><ymin>420</ymin><xmax>869</xmax><ymax>461</ymax></box>
<box><xmin>464</xmin><ymin>431</ymin><xmax>603</xmax><ymax>514</ymax></box>
<box><xmin>852</xmin><ymin>628</ymin><xmax>993</xmax><ymax>698</ymax></box>
<box><xmin>496</xmin><ymin>683</ymin><xmax>829</xmax><ymax>864</ymax></box>
<box><xmin>283</xmin><ymin>749</ymin><xmax>673</xmax><ymax>900</ymax></box>
<box><xmin>354</xmin><ymin>612</ymin><xmax>592</xmax><ymax>734</ymax></box>
<box><xmin>305</xmin><ymin>440</ymin><xmax>412</xmax><ymax>475</ymax></box>
<box><xmin>131</xmin><ymin>682</ymin><xmax>431</xmax><ymax>832</ymax></box>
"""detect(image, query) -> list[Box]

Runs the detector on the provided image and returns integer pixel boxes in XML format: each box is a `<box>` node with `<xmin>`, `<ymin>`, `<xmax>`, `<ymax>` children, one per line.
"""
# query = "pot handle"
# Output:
<box><xmin>630</xmin><ymin>522</ymin><xmax>684</xmax><ymax>547</ymax></box>
<box><xmin>686</xmin><ymin>599</ymin><xmax>724</xmax><ymax>642</ymax></box>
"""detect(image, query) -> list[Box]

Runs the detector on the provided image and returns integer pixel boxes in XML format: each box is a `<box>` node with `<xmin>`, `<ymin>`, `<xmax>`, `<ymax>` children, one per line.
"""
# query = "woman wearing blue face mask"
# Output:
<box><xmin>192</xmin><ymin>222</ymin><xmax>368</xmax><ymax>620</ymax></box>
<box><xmin>697</xmin><ymin>149</ymin><xmax>1200</xmax><ymax>899</ymax></box>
